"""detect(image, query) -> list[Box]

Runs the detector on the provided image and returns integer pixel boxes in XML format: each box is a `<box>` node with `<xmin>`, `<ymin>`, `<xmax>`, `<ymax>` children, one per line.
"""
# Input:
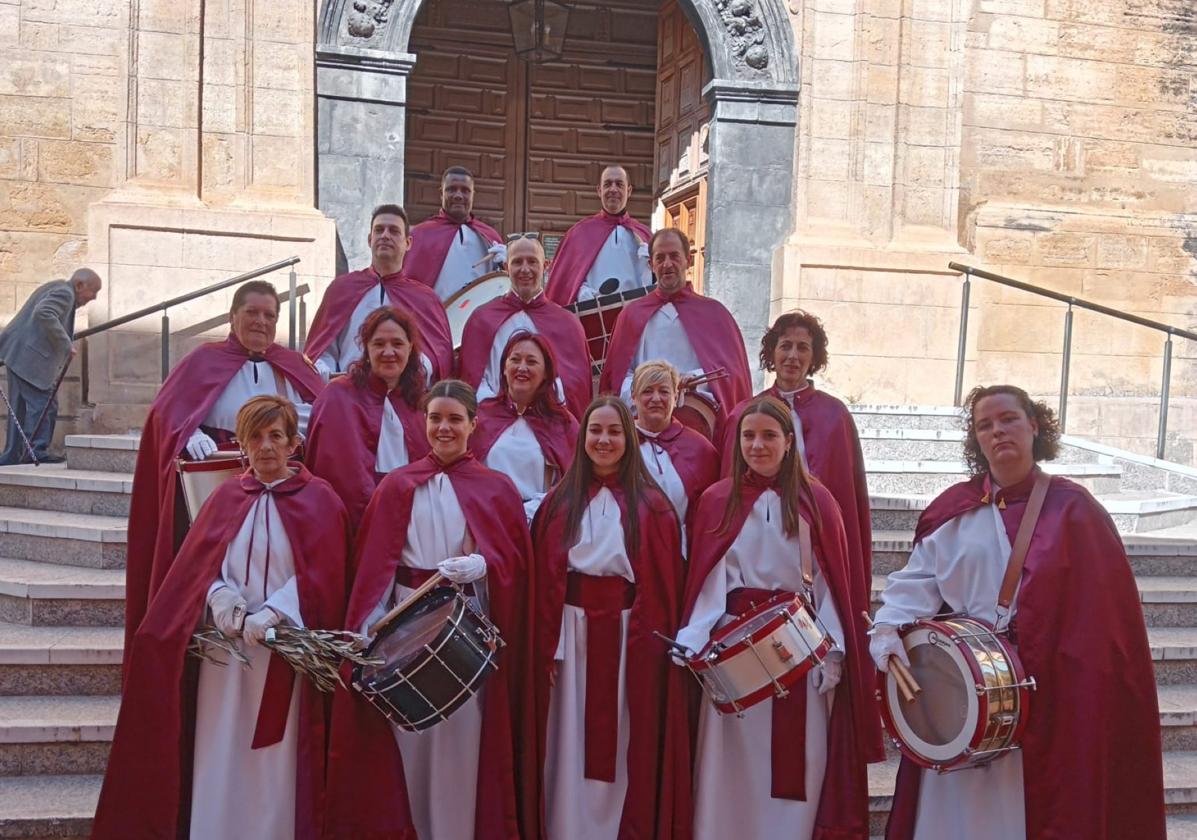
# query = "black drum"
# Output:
<box><xmin>352</xmin><ymin>586</ymin><xmax>503</xmax><ymax>732</ymax></box>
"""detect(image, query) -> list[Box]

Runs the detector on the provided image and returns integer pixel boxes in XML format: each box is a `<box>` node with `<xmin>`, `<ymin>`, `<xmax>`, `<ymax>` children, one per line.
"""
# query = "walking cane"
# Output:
<box><xmin>0</xmin><ymin>363</ymin><xmax>40</xmax><ymax>466</ymax></box>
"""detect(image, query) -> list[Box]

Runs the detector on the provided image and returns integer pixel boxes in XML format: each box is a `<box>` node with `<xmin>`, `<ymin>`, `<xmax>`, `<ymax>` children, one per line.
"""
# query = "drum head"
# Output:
<box><xmin>886</xmin><ymin>625</ymin><xmax>979</xmax><ymax>762</ymax></box>
<box><xmin>443</xmin><ymin>272</ymin><xmax>512</xmax><ymax>346</ymax></box>
<box><xmin>365</xmin><ymin>588</ymin><xmax>458</xmax><ymax>674</ymax></box>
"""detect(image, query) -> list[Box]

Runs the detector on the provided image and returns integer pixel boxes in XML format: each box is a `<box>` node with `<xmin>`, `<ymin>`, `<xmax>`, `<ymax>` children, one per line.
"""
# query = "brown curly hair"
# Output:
<box><xmin>759</xmin><ymin>310</ymin><xmax>829</xmax><ymax>378</ymax></box>
<box><xmin>962</xmin><ymin>384</ymin><xmax>1061</xmax><ymax>476</ymax></box>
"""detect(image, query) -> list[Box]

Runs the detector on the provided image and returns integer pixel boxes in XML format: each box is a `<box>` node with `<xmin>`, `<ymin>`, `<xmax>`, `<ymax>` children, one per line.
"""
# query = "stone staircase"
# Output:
<box><xmin>0</xmin><ymin>412</ymin><xmax>1195</xmax><ymax>837</ymax></box>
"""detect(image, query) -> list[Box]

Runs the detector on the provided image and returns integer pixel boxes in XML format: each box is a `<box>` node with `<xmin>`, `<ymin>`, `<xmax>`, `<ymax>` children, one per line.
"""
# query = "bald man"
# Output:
<box><xmin>458</xmin><ymin>236</ymin><xmax>592</xmax><ymax>418</ymax></box>
<box><xmin>546</xmin><ymin>165</ymin><xmax>653</xmax><ymax>306</ymax></box>
<box><xmin>0</xmin><ymin>268</ymin><xmax>102</xmax><ymax>463</ymax></box>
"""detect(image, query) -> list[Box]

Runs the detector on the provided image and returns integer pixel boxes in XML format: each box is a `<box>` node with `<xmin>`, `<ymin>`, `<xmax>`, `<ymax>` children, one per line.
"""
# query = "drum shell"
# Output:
<box><xmin>176</xmin><ymin>452</ymin><xmax>246</xmax><ymax>523</ymax></box>
<box><xmin>565</xmin><ymin>284</ymin><xmax>655</xmax><ymax>372</ymax></box>
<box><xmin>443</xmin><ymin>272</ymin><xmax>512</xmax><ymax>348</ymax></box>
<box><xmin>674</xmin><ymin>391</ymin><xmax>718</xmax><ymax>441</ymax></box>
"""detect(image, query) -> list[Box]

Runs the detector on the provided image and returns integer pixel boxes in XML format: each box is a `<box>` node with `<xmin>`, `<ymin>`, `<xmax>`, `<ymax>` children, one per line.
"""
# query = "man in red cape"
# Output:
<box><xmin>599</xmin><ymin>228</ymin><xmax>751</xmax><ymax>442</ymax></box>
<box><xmin>305</xmin><ymin>204</ymin><xmax>453</xmax><ymax>380</ymax></box>
<box><xmin>458</xmin><ymin>236</ymin><xmax>592</xmax><ymax>418</ymax></box>
<box><xmin>124</xmin><ymin>283</ymin><xmax>323</xmax><ymax>659</ymax></box>
<box><xmin>322</xmin><ymin>452</ymin><xmax>536</xmax><ymax>840</ymax></box>
<box><xmin>404</xmin><ymin>166</ymin><xmax>504</xmax><ymax>301</ymax></box>
<box><xmin>545</xmin><ymin>165</ymin><xmax>653</xmax><ymax>306</ymax></box>
<box><xmin>881</xmin><ymin>473</ymin><xmax>1164</xmax><ymax>838</ymax></box>
<box><xmin>93</xmin><ymin>464</ymin><xmax>350</xmax><ymax>840</ymax></box>
<box><xmin>683</xmin><ymin>475</ymin><xmax>876</xmax><ymax>839</ymax></box>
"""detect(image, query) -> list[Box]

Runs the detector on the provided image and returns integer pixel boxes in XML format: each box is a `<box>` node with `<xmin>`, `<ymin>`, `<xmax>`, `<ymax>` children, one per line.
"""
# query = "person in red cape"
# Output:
<box><xmin>545</xmin><ymin>165</ymin><xmax>653</xmax><ymax>305</ymax></box>
<box><xmin>598</xmin><ymin>227</ymin><xmax>751</xmax><ymax>443</ymax></box>
<box><xmin>306</xmin><ymin>307</ymin><xmax>430</xmax><ymax>527</ymax></box>
<box><xmin>530</xmin><ymin>395</ymin><xmax>691</xmax><ymax>840</ymax></box>
<box><xmin>323</xmin><ymin>379</ymin><xmax>535</xmax><ymax>840</ymax></box>
<box><xmin>471</xmin><ymin>331</ymin><xmax>578</xmax><ymax>523</ymax></box>
<box><xmin>305</xmin><ymin>204</ymin><xmax>452</xmax><ymax>381</ymax></box>
<box><xmin>93</xmin><ymin>396</ymin><xmax>350</xmax><ymax>840</ymax></box>
<box><xmin>458</xmin><ymin>235</ymin><xmax>592</xmax><ymax>418</ymax></box>
<box><xmin>630</xmin><ymin>360</ymin><xmax>718</xmax><ymax>552</ymax></box>
<box><xmin>124</xmin><ymin>281</ymin><xmax>324</xmax><ymax>661</ymax></box>
<box><xmin>872</xmin><ymin>385</ymin><xmax>1164</xmax><ymax>840</ymax></box>
<box><xmin>404</xmin><ymin>166</ymin><xmax>504</xmax><ymax>301</ymax></box>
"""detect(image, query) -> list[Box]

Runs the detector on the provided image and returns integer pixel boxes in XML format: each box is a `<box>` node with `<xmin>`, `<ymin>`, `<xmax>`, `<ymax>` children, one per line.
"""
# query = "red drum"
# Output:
<box><xmin>674</xmin><ymin>390</ymin><xmax>718</xmax><ymax>441</ymax></box>
<box><xmin>176</xmin><ymin>450</ymin><xmax>247</xmax><ymax>523</ymax></box>
<box><xmin>878</xmin><ymin>616</ymin><xmax>1035</xmax><ymax>772</ymax></box>
<box><xmin>686</xmin><ymin>592</ymin><xmax>833</xmax><ymax>715</ymax></box>
<box><xmin>564</xmin><ymin>284</ymin><xmax>655</xmax><ymax>375</ymax></box>
<box><xmin>443</xmin><ymin>272</ymin><xmax>511</xmax><ymax>348</ymax></box>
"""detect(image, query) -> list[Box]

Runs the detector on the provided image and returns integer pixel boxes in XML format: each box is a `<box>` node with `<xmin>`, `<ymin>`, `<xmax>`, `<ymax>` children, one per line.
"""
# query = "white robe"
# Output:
<box><xmin>773</xmin><ymin>385</ymin><xmax>809</xmax><ymax>466</ymax></box>
<box><xmin>873</xmin><ymin>501</ymin><xmax>1027</xmax><ymax>840</ymax></box>
<box><xmin>637</xmin><ymin>430</ymin><xmax>689</xmax><ymax>554</ymax></box>
<box><xmin>191</xmin><ymin>482</ymin><xmax>305</xmax><ymax>840</ymax></box>
<box><xmin>360</xmin><ymin>473</ymin><xmax>488</xmax><ymax>840</ymax></box>
<box><xmin>675</xmin><ymin>489</ymin><xmax>844</xmax><ymax>840</ymax></box>
<box><xmin>374</xmin><ymin>396</ymin><xmax>409</xmax><ymax>473</ymax></box>
<box><xmin>483</xmin><ymin>418</ymin><xmax>548</xmax><ymax>521</ymax></box>
<box><xmin>618</xmin><ymin>304</ymin><xmax>712</xmax><ymax>406</ymax></box>
<box><xmin>202</xmin><ymin>359</ymin><xmax>312</xmax><ymax>436</ymax></box>
<box><xmin>576</xmin><ymin>227</ymin><xmax>652</xmax><ymax>301</ymax></box>
<box><xmin>315</xmin><ymin>283</ymin><xmax>434</xmax><ymax>382</ymax></box>
<box><xmin>545</xmin><ymin>488</ymin><xmax>635</xmax><ymax>840</ymax></box>
<box><xmin>434</xmin><ymin>226</ymin><xmax>491</xmax><ymax>302</ymax></box>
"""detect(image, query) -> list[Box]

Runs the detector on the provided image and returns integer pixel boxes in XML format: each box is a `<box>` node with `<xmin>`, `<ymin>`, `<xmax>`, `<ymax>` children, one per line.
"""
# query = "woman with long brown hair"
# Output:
<box><xmin>530</xmin><ymin>395</ymin><xmax>690</xmax><ymax>839</ymax></box>
<box><xmin>305</xmin><ymin>306</ymin><xmax>430</xmax><ymax>525</ymax></box>
<box><xmin>677</xmin><ymin>395</ymin><xmax>873</xmax><ymax>840</ymax></box>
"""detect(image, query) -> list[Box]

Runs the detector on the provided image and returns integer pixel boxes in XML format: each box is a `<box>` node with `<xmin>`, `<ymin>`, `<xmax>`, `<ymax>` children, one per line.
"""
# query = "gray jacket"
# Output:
<box><xmin>0</xmin><ymin>280</ymin><xmax>76</xmax><ymax>390</ymax></box>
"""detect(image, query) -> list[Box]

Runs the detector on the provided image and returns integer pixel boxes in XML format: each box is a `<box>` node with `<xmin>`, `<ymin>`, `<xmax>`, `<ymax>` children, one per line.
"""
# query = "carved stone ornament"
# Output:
<box><xmin>715</xmin><ymin>0</ymin><xmax>770</xmax><ymax>74</ymax></box>
<box><xmin>345</xmin><ymin>0</ymin><xmax>395</xmax><ymax>43</ymax></box>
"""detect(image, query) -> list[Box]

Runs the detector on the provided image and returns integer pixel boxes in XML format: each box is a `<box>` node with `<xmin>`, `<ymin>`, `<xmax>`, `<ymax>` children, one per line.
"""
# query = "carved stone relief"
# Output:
<box><xmin>342</xmin><ymin>0</ymin><xmax>397</xmax><ymax>47</ymax></box>
<box><xmin>715</xmin><ymin>0</ymin><xmax>770</xmax><ymax>75</ymax></box>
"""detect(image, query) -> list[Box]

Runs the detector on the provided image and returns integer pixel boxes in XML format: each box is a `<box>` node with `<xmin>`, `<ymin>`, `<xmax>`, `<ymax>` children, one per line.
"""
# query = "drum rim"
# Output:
<box><xmin>175</xmin><ymin>455</ymin><xmax>247</xmax><ymax>474</ymax></box>
<box><xmin>690</xmin><ymin>592</ymin><xmax>803</xmax><ymax>671</ymax></box>
<box><xmin>441</xmin><ymin>270</ymin><xmax>511</xmax><ymax>311</ymax></box>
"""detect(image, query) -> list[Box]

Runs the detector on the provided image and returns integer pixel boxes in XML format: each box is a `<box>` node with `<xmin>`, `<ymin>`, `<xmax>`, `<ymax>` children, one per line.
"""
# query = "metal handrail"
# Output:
<box><xmin>950</xmin><ymin>262</ymin><xmax>1193</xmax><ymax>459</ymax></box>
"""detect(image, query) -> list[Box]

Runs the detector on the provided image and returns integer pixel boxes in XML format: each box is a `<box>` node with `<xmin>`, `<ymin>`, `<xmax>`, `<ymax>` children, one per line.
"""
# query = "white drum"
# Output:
<box><xmin>443</xmin><ymin>271</ymin><xmax>512</xmax><ymax>347</ymax></box>
<box><xmin>176</xmin><ymin>451</ymin><xmax>246</xmax><ymax>523</ymax></box>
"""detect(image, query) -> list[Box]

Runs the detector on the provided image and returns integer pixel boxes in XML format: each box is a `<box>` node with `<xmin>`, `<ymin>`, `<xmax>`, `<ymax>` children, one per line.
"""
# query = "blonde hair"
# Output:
<box><xmin>631</xmin><ymin>360</ymin><xmax>679</xmax><ymax>398</ymax></box>
<box><xmin>234</xmin><ymin>395</ymin><xmax>298</xmax><ymax>445</ymax></box>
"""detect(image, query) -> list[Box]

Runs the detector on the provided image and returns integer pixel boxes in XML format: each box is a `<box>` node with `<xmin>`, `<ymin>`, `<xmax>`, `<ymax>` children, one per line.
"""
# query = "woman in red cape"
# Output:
<box><xmin>678</xmin><ymin>395</ymin><xmax>873</xmax><ymax>840</ymax></box>
<box><xmin>323</xmin><ymin>379</ymin><xmax>535</xmax><ymax>840</ymax></box>
<box><xmin>530</xmin><ymin>395</ymin><xmax>690</xmax><ymax>840</ymax></box>
<box><xmin>92</xmin><ymin>396</ymin><xmax>350</xmax><ymax>840</ymax></box>
<box><xmin>472</xmin><ymin>331</ymin><xmax>578</xmax><ymax>522</ymax></box>
<box><xmin>306</xmin><ymin>307</ymin><xmax>430</xmax><ymax>526</ymax></box>
<box><xmin>872</xmin><ymin>385</ymin><xmax>1164</xmax><ymax>839</ymax></box>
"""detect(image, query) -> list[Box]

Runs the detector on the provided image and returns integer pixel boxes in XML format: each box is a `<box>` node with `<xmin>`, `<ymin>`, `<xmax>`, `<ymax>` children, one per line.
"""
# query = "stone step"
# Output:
<box><xmin>0</xmin><ymin>465</ymin><xmax>131</xmax><ymax>518</ymax></box>
<box><xmin>1151</xmin><ymin>629</ymin><xmax>1197</xmax><ymax>686</ymax></box>
<box><xmin>0</xmin><ymin>559</ymin><xmax>124</xmax><ymax>628</ymax></box>
<box><xmin>850</xmin><ymin>404</ymin><xmax>962</xmax><ymax>432</ymax></box>
<box><xmin>0</xmin><ymin>696</ymin><xmax>118</xmax><ymax>777</ymax></box>
<box><xmin>0</xmin><ymin>509</ymin><xmax>126</xmax><ymax>570</ymax></box>
<box><xmin>63</xmin><ymin>435</ymin><xmax>139</xmax><ymax>475</ymax></box>
<box><xmin>858</xmin><ymin>429</ymin><xmax>967</xmax><ymax>462</ymax></box>
<box><xmin>0</xmin><ymin>773</ymin><xmax>98</xmax><ymax>838</ymax></box>
<box><xmin>864</xmin><ymin>460</ymin><xmax>1122</xmax><ymax>496</ymax></box>
<box><xmin>0</xmin><ymin>624</ymin><xmax>122</xmax><ymax>696</ymax></box>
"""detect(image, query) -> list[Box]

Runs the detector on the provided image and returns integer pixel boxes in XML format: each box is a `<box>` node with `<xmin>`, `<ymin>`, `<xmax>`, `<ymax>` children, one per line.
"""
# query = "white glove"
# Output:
<box><xmin>208</xmin><ymin>586</ymin><xmax>246</xmax><ymax>637</ymax></box>
<box><xmin>437</xmin><ymin>553</ymin><xmax>488</xmax><ymax>584</ymax></box>
<box><xmin>636</xmin><ymin>242</ymin><xmax>650</xmax><ymax>260</ymax></box>
<box><xmin>813</xmin><ymin>653</ymin><xmax>843</xmax><ymax>695</ymax></box>
<box><xmin>243</xmin><ymin>607</ymin><xmax>282</xmax><ymax>647</ymax></box>
<box><xmin>314</xmin><ymin>357</ymin><xmax>335</xmax><ymax>382</ymax></box>
<box><xmin>869</xmin><ymin>625</ymin><xmax>910</xmax><ymax>672</ymax></box>
<box><xmin>487</xmin><ymin>243</ymin><xmax>507</xmax><ymax>267</ymax></box>
<box><xmin>185</xmin><ymin>429</ymin><xmax>219</xmax><ymax>461</ymax></box>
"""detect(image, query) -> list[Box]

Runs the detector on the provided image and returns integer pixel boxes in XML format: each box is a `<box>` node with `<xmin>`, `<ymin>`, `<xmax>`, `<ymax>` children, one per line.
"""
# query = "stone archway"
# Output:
<box><xmin>316</xmin><ymin>0</ymin><xmax>798</xmax><ymax>355</ymax></box>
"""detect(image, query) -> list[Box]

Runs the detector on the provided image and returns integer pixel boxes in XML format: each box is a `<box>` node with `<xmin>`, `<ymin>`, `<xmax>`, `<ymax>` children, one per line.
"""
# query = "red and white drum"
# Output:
<box><xmin>674</xmin><ymin>390</ymin><xmax>718</xmax><ymax>441</ymax></box>
<box><xmin>443</xmin><ymin>272</ymin><xmax>511</xmax><ymax>348</ymax></box>
<box><xmin>687</xmin><ymin>591</ymin><xmax>833</xmax><ymax>715</ymax></box>
<box><xmin>176</xmin><ymin>451</ymin><xmax>246</xmax><ymax>524</ymax></box>
<box><xmin>564</xmin><ymin>284</ymin><xmax>655</xmax><ymax>376</ymax></box>
<box><xmin>878</xmin><ymin>616</ymin><xmax>1035</xmax><ymax>772</ymax></box>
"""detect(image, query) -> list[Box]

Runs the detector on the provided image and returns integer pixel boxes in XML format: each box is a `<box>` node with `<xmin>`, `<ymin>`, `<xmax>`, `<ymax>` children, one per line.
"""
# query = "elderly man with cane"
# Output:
<box><xmin>0</xmin><ymin>268</ymin><xmax>102</xmax><ymax>465</ymax></box>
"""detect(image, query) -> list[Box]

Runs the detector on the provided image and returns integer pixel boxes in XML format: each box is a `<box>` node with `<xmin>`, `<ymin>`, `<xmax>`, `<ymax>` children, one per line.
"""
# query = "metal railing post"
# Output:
<box><xmin>1158</xmin><ymin>333</ymin><xmax>1173</xmax><ymax>460</ymax></box>
<box><xmin>1059</xmin><ymin>304</ymin><xmax>1073</xmax><ymax>432</ymax></box>
<box><xmin>160</xmin><ymin>311</ymin><xmax>171</xmax><ymax>382</ymax></box>
<box><xmin>954</xmin><ymin>269</ymin><xmax>971</xmax><ymax>406</ymax></box>
<box><xmin>299</xmin><ymin>295</ymin><xmax>308</xmax><ymax>346</ymax></box>
<box><xmin>288</xmin><ymin>266</ymin><xmax>298</xmax><ymax>351</ymax></box>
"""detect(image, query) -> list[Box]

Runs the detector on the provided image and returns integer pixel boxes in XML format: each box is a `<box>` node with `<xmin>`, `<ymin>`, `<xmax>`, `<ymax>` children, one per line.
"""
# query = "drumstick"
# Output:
<box><xmin>683</xmin><ymin>368</ymin><xmax>729</xmax><ymax>391</ymax></box>
<box><xmin>368</xmin><ymin>572</ymin><xmax>446</xmax><ymax>637</ymax></box>
<box><xmin>862</xmin><ymin>611</ymin><xmax>922</xmax><ymax>700</ymax></box>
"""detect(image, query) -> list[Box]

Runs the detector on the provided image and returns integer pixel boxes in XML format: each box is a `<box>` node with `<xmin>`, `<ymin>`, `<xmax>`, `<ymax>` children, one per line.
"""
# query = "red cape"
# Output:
<box><xmin>457</xmin><ymin>291</ymin><xmax>593</xmax><ymax>419</ymax></box>
<box><xmin>404</xmin><ymin>210</ymin><xmax>503</xmax><ymax>291</ymax></box>
<box><xmin>530</xmin><ymin>477</ymin><xmax>692</xmax><ymax>839</ymax></box>
<box><xmin>684</xmin><ymin>476</ymin><xmax>874</xmax><ymax>840</ymax></box>
<box><xmin>886</xmin><ymin>472</ymin><xmax>1165</xmax><ymax>839</ymax></box>
<box><xmin>305</xmin><ymin>375</ymin><xmax>430</xmax><ymax>527</ymax></box>
<box><xmin>303</xmin><ymin>267</ymin><xmax>453</xmax><ymax>380</ymax></box>
<box><xmin>323</xmin><ymin>454</ymin><xmax>536</xmax><ymax>840</ymax></box>
<box><xmin>638</xmin><ymin>419</ymin><xmax>719</xmax><ymax>534</ymax></box>
<box><xmin>471</xmin><ymin>396</ymin><xmax>578</xmax><ymax>479</ymax></box>
<box><xmin>94</xmin><ymin>467</ymin><xmax>350</xmax><ymax>840</ymax></box>
<box><xmin>597</xmin><ymin>284</ymin><xmax>752</xmax><ymax>441</ymax></box>
<box><xmin>545</xmin><ymin>211</ymin><xmax>652</xmax><ymax>306</ymax></box>
<box><xmin>124</xmin><ymin>334</ymin><xmax>324</xmax><ymax>662</ymax></box>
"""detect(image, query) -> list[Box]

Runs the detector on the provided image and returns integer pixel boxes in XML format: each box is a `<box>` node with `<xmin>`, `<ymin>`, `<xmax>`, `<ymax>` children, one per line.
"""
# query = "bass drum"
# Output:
<box><xmin>443</xmin><ymin>272</ymin><xmax>512</xmax><ymax>348</ymax></box>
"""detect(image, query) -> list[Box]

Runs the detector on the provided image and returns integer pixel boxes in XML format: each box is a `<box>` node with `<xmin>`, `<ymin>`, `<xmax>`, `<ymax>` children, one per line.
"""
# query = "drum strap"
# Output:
<box><xmin>997</xmin><ymin>471</ymin><xmax>1051</xmax><ymax>613</ymax></box>
<box><xmin>799</xmin><ymin>517</ymin><xmax>814</xmax><ymax>590</ymax></box>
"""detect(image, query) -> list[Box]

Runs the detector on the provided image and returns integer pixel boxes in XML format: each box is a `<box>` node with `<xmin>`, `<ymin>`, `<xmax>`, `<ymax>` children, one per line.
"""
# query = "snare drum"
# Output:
<box><xmin>352</xmin><ymin>586</ymin><xmax>504</xmax><ymax>732</ymax></box>
<box><xmin>443</xmin><ymin>272</ymin><xmax>512</xmax><ymax>347</ymax></box>
<box><xmin>674</xmin><ymin>390</ymin><xmax>718</xmax><ymax>441</ymax></box>
<box><xmin>878</xmin><ymin>616</ymin><xmax>1034</xmax><ymax>772</ymax></box>
<box><xmin>565</xmin><ymin>284</ymin><xmax>655</xmax><ymax>374</ymax></box>
<box><xmin>687</xmin><ymin>591</ymin><xmax>833</xmax><ymax>715</ymax></box>
<box><xmin>176</xmin><ymin>451</ymin><xmax>246</xmax><ymax>523</ymax></box>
